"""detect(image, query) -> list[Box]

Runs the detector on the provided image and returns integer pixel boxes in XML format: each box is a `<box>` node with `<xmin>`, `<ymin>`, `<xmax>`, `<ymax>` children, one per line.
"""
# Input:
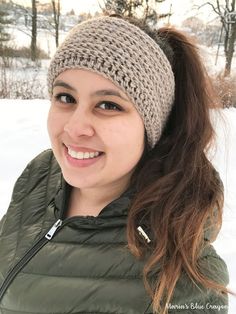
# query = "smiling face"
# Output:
<box><xmin>47</xmin><ymin>69</ymin><xmax>145</xmax><ymax>193</ymax></box>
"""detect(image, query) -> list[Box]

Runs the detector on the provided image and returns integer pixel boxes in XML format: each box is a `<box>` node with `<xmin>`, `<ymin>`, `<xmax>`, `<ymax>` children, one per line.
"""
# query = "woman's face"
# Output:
<box><xmin>47</xmin><ymin>69</ymin><xmax>145</xmax><ymax>191</ymax></box>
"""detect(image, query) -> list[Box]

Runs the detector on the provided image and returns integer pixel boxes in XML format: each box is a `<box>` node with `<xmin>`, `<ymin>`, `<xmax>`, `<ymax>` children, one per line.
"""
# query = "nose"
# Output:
<box><xmin>64</xmin><ymin>106</ymin><xmax>95</xmax><ymax>139</ymax></box>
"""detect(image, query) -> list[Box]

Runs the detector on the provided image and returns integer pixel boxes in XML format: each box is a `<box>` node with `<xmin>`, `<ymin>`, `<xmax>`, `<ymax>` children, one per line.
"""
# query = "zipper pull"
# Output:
<box><xmin>45</xmin><ymin>219</ymin><xmax>63</xmax><ymax>240</ymax></box>
<box><xmin>137</xmin><ymin>226</ymin><xmax>151</xmax><ymax>243</ymax></box>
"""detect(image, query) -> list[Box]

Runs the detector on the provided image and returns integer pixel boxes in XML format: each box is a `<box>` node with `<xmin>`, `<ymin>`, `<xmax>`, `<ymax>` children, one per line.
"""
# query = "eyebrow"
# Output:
<box><xmin>53</xmin><ymin>80</ymin><xmax>129</xmax><ymax>102</ymax></box>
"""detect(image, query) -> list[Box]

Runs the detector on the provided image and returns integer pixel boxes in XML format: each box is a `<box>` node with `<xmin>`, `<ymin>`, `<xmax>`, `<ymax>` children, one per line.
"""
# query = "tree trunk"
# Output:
<box><xmin>31</xmin><ymin>0</ymin><xmax>37</xmax><ymax>61</ymax></box>
<box><xmin>52</xmin><ymin>0</ymin><xmax>60</xmax><ymax>48</ymax></box>
<box><xmin>224</xmin><ymin>21</ymin><xmax>236</xmax><ymax>76</ymax></box>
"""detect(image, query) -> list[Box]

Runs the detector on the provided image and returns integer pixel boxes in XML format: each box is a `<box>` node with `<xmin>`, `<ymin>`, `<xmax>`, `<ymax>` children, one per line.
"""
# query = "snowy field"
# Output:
<box><xmin>0</xmin><ymin>99</ymin><xmax>235</xmax><ymax>311</ymax></box>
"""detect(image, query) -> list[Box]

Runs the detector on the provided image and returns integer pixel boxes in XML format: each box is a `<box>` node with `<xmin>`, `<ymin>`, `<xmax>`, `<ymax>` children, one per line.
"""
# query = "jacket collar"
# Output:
<box><xmin>54</xmin><ymin>176</ymin><xmax>136</xmax><ymax>228</ymax></box>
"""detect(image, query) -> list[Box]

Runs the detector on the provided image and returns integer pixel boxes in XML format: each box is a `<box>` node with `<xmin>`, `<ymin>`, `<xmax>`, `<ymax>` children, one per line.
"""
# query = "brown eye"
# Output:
<box><xmin>55</xmin><ymin>93</ymin><xmax>76</xmax><ymax>104</ymax></box>
<box><xmin>98</xmin><ymin>101</ymin><xmax>122</xmax><ymax>111</ymax></box>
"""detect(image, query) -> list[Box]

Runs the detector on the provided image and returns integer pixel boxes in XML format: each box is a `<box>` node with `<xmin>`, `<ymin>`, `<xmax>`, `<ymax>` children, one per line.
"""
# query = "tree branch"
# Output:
<box><xmin>15</xmin><ymin>26</ymin><xmax>31</xmax><ymax>38</ymax></box>
<box><xmin>225</xmin><ymin>0</ymin><xmax>230</xmax><ymax>12</ymax></box>
<box><xmin>216</xmin><ymin>0</ymin><xmax>222</xmax><ymax>14</ymax></box>
<box><xmin>231</xmin><ymin>0</ymin><xmax>235</xmax><ymax>11</ymax></box>
<box><xmin>11</xmin><ymin>1</ymin><xmax>33</xmax><ymax>18</ymax></box>
<box><xmin>97</xmin><ymin>0</ymin><xmax>105</xmax><ymax>11</ymax></box>
<box><xmin>198</xmin><ymin>2</ymin><xmax>220</xmax><ymax>15</ymax></box>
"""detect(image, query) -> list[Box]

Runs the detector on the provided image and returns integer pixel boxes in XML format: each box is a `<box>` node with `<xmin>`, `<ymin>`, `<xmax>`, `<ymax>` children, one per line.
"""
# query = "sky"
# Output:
<box><xmin>12</xmin><ymin>0</ymin><xmax>217</xmax><ymax>25</ymax></box>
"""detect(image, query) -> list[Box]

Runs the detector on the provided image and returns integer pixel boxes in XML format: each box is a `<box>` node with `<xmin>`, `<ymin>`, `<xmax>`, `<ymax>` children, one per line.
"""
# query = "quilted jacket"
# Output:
<box><xmin>0</xmin><ymin>149</ymin><xmax>229</xmax><ymax>314</ymax></box>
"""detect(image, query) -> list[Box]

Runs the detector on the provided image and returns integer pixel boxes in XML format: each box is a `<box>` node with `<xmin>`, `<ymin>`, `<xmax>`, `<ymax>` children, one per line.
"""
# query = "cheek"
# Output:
<box><xmin>105</xmin><ymin>121</ymin><xmax>144</xmax><ymax>178</ymax></box>
<box><xmin>103</xmin><ymin>117</ymin><xmax>145</xmax><ymax>156</ymax></box>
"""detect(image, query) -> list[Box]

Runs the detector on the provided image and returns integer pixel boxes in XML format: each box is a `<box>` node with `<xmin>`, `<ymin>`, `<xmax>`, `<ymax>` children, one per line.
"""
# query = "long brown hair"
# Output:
<box><xmin>117</xmin><ymin>16</ymin><xmax>228</xmax><ymax>313</ymax></box>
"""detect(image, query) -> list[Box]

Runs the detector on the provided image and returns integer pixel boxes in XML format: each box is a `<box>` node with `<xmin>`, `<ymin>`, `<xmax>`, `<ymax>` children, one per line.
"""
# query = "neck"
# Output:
<box><xmin>67</xmin><ymin>179</ymin><xmax>131</xmax><ymax>218</ymax></box>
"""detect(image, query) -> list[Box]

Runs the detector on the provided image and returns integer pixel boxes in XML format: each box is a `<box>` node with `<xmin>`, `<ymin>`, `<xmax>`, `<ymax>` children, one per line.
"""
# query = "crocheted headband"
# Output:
<box><xmin>47</xmin><ymin>16</ymin><xmax>175</xmax><ymax>148</ymax></box>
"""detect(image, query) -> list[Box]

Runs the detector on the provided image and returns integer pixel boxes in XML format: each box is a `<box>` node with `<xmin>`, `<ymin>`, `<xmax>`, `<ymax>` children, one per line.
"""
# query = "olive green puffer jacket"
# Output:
<box><xmin>0</xmin><ymin>150</ymin><xmax>229</xmax><ymax>314</ymax></box>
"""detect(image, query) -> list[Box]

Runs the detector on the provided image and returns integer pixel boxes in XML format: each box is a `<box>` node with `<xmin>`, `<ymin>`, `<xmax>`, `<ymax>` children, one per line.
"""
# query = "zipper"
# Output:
<box><xmin>0</xmin><ymin>219</ymin><xmax>63</xmax><ymax>302</ymax></box>
<box><xmin>45</xmin><ymin>219</ymin><xmax>62</xmax><ymax>239</ymax></box>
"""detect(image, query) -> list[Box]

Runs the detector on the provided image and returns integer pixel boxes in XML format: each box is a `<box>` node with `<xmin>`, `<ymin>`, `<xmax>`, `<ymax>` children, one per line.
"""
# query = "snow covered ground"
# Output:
<box><xmin>0</xmin><ymin>99</ymin><xmax>235</xmax><ymax>311</ymax></box>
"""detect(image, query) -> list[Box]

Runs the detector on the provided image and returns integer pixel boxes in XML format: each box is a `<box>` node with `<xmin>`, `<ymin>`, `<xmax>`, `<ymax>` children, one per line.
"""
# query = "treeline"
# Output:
<box><xmin>0</xmin><ymin>0</ymin><xmax>235</xmax><ymax>105</ymax></box>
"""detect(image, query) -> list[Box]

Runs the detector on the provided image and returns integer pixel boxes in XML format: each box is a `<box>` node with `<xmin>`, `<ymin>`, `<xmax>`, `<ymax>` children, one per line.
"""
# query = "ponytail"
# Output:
<box><xmin>123</xmin><ymin>22</ymin><xmax>228</xmax><ymax>313</ymax></box>
<box><xmin>157</xmin><ymin>27</ymin><xmax>216</xmax><ymax>149</ymax></box>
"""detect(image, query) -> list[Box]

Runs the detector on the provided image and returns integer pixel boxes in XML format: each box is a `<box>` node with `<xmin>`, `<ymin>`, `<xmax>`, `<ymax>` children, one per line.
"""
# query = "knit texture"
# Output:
<box><xmin>47</xmin><ymin>16</ymin><xmax>175</xmax><ymax>148</ymax></box>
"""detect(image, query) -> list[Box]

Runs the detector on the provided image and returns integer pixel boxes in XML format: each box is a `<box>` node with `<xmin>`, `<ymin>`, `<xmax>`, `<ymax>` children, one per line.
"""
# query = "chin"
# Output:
<box><xmin>62</xmin><ymin>171</ymin><xmax>98</xmax><ymax>189</ymax></box>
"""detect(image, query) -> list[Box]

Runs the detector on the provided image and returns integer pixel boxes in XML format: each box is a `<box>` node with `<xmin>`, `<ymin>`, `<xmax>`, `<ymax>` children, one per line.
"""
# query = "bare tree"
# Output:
<box><xmin>0</xmin><ymin>11</ymin><xmax>11</xmax><ymax>46</ymax></box>
<box><xmin>51</xmin><ymin>0</ymin><xmax>60</xmax><ymax>47</ymax></box>
<box><xmin>31</xmin><ymin>0</ymin><xmax>37</xmax><ymax>61</ymax></box>
<box><xmin>8</xmin><ymin>1</ymin><xmax>38</xmax><ymax>61</ymax></box>
<box><xmin>200</xmin><ymin>0</ymin><xmax>236</xmax><ymax>76</ymax></box>
<box><xmin>100</xmin><ymin>0</ymin><xmax>169</xmax><ymax>25</ymax></box>
<box><xmin>142</xmin><ymin>0</ymin><xmax>170</xmax><ymax>25</ymax></box>
<box><xmin>100</xmin><ymin>0</ymin><xmax>142</xmax><ymax>16</ymax></box>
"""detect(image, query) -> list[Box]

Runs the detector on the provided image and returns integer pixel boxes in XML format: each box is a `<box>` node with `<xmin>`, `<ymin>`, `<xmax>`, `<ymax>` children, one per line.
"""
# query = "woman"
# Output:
<box><xmin>0</xmin><ymin>15</ymin><xmax>229</xmax><ymax>313</ymax></box>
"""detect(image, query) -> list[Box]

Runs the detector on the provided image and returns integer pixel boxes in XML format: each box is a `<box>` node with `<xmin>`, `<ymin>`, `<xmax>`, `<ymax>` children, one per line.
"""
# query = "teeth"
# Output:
<box><xmin>71</xmin><ymin>150</ymin><xmax>77</xmax><ymax>158</ymax></box>
<box><xmin>77</xmin><ymin>152</ymin><xmax>84</xmax><ymax>159</ymax></box>
<box><xmin>68</xmin><ymin>148</ymin><xmax>101</xmax><ymax>160</ymax></box>
<box><xmin>84</xmin><ymin>152</ymin><xmax>90</xmax><ymax>159</ymax></box>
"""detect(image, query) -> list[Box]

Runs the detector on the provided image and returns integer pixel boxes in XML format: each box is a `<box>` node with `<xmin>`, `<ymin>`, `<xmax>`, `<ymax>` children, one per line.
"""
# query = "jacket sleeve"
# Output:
<box><xmin>0</xmin><ymin>149</ymin><xmax>54</xmax><ymax>237</ymax></box>
<box><xmin>0</xmin><ymin>159</ymin><xmax>32</xmax><ymax>239</ymax></box>
<box><xmin>0</xmin><ymin>215</ymin><xmax>6</xmax><ymax>237</ymax></box>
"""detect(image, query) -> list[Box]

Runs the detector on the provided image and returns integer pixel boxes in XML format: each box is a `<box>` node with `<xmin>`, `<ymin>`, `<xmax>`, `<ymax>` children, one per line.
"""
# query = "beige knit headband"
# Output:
<box><xmin>47</xmin><ymin>16</ymin><xmax>175</xmax><ymax>148</ymax></box>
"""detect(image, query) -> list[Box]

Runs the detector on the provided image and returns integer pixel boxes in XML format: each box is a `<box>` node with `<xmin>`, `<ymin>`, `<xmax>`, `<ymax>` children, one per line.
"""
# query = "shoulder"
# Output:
<box><xmin>169</xmin><ymin>244</ymin><xmax>229</xmax><ymax>313</ymax></box>
<box><xmin>1</xmin><ymin>149</ymin><xmax>61</xmax><ymax>233</ymax></box>
<box><xmin>0</xmin><ymin>149</ymin><xmax>61</xmax><ymax>274</ymax></box>
<box><xmin>6</xmin><ymin>149</ymin><xmax>61</xmax><ymax>212</ymax></box>
<box><xmin>16</xmin><ymin>148</ymin><xmax>59</xmax><ymax>184</ymax></box>
<box><xmin>25</xmin><ymin>148</ymin><xmax>58</xmax><ymax>173</ymax></box>
<box><xmin>199</xmin><ymin>243</ymin><xmax>229</xmax><ymax>286</ymax></box>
